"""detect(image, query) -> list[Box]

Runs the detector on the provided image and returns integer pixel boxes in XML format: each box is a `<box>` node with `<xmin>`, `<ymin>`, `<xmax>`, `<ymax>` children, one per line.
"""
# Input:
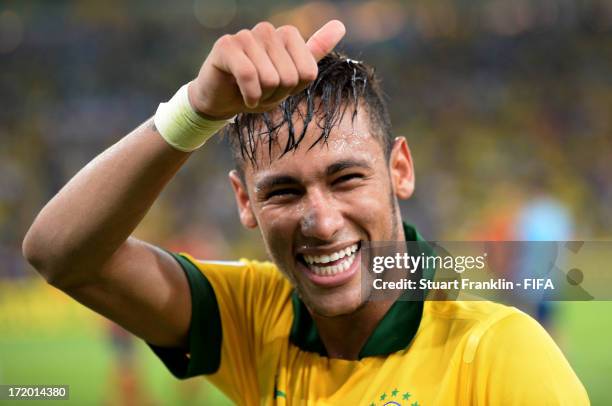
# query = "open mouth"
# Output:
<box><xmin>297</xmin><ymin>242</ymin><xmax>361</xmax><ymax>277</ymax></box>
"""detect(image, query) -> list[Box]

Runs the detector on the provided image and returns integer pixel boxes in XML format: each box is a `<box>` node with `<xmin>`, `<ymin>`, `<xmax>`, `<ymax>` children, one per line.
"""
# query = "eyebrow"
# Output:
<box><xmin>326</xmin><ymin>158</ymin><xmax>372</xmax><ymax>176</ymax></box>
<box><xmin>254</xmin><ymin>175</ymin><xmax>299</xmax><ymax>192</ymax></box>
<box><xmin>254</xmin><ymin>158</ymin><xmax>373</xmax><ymax>192</ymax></box>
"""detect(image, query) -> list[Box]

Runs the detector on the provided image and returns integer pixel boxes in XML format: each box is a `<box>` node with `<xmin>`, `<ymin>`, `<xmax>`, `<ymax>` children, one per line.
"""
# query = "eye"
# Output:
<box><xmin>332</xmin><ymin>173</ymin><xmax>364</xmax><ymax>185</ymax></box>
<box><xmin>265</xmin><ymin>188</ymin><xmax>301</xmax><ymax>200</ymax></box>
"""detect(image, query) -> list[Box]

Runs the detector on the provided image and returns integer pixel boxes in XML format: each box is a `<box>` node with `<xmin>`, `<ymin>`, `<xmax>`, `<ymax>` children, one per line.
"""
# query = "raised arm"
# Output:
<box><xmin>22</xmin><ymin>20</ymin><xmax>345</xmax><ymax>349</ymax></box>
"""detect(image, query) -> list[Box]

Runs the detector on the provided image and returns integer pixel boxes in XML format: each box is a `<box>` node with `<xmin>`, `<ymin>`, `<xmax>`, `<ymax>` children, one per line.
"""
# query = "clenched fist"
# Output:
<box><xmin>187</xmin><ymin>20</ymin><xmax>346</xmax><ymax>120</ymax></box>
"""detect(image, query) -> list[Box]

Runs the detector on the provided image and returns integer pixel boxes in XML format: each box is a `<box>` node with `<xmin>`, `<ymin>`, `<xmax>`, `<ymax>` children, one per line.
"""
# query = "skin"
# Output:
<box><xmin>22</xmin><ymin>19</ymin><xmax>414</xmax><ymax>360</ymax></box>
<box><xmin>229</xmin><ymin>110</ymin><xmax>415</xmax><ymax>358</ymax></box>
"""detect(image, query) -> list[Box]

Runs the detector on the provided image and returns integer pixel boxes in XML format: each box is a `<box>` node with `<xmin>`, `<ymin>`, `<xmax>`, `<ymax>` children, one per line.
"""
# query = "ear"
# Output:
<box><xmin>389</xmin><ymin>137</ymin><xmax>415</xmax><ymax>200</ymax></box>
<box><xmin>229</xmin><ymin>170</ymin><xmax>258</xmax><ymax>229</ymax></box>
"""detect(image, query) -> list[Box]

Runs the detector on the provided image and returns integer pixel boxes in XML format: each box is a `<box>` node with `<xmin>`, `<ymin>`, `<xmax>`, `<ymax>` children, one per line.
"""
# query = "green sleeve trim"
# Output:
<box><xmin>148</xmin><ymin>252</ymin><xmax>222</xmax><ymax>378</ymax></box>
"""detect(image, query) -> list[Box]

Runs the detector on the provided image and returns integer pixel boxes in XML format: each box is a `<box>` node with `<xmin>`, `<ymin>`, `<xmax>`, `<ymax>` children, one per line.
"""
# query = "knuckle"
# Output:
<box><xmin>253</xmin><ymin>21</ymin><xmax>275</xmax><ymax>34</ymax></box>
<box><xmin>280</xmin><ymin>71</ymin><xmax>299</xmax><ymax>88</ymax></box>
<box><xmin>235</xmin><ymin>29</ymin><xmax>253</xmax><ymax>44</ymax></box>
<box><xmin>260</xmin><ymin>72</ymin><xmax>280</xmax><ymax>89</ymax></box>
<box><xmin>215</xmin><ymin>34</ymin><xmax>233</xmax><ymax>49</ymax></box>
<box><xmin>237</xmin><ymin>65</ymin><xmax>257</xmax><ymax>82</ymax></box>
<box><xmin>247</xmin><ymin>89</ymin><xmax>262</xmax><ymax>102</ymax></box>
<box><xmin>278</xmin><ymin>25</ymin><xmax>300</xmax><ymax>37</ymax></box>
<box><xmin>307</xmin><ymin>36</ymin><xmax>325</xmax><ymax>57</ymax></box>
<box><xmin>300</xmin><ymin>64</ymin><xmax>318</xmax><ymax>82</ymax></box>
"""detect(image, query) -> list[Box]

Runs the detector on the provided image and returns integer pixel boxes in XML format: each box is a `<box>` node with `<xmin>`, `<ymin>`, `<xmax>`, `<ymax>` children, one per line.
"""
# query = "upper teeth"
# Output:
<box><xmin>303</xmin><ymin>244</ymin><xmax>359</xmax><ymax>265</ymax></box>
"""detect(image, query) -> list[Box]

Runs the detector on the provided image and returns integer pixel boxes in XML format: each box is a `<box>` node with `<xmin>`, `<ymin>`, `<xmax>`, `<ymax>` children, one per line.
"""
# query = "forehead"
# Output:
<box><xmin>243</xmin><ymin>107</ymin><xmax>386</xmax><ymax>184</ymax></box>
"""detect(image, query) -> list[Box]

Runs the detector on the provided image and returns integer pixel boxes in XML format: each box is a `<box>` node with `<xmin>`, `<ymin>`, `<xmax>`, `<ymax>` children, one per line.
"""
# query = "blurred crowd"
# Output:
<box><xmin>1</xmin><ymin>0</ymin><xmax>611</xmax><ymax>279</ymax></box>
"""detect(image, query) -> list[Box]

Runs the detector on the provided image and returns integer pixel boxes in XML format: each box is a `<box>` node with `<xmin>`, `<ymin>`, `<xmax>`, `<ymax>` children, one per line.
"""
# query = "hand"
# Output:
<box><xmin>188</xmin><ymin>20</ymin><xmax>346</xmax><ymax>120</ymax></box>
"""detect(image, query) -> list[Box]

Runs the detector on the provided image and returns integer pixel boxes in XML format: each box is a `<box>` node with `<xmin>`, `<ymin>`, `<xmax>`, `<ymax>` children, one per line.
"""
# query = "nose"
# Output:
<box><xmin>299</xmin><ymin>188</ymin><xmax>344</xmax><ymax>241</ymax></box>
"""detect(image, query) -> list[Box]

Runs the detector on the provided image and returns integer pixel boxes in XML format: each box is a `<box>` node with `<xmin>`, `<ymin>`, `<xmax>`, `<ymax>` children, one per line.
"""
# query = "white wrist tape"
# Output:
<box><xmin>154</xmin><ymin>83</ymin><xmax>230</xmax><ymax>152</ymax></box>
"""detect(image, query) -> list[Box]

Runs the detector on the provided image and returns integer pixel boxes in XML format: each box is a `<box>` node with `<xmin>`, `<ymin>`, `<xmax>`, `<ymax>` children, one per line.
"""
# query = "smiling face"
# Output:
<box><xmin>229</xmin><ymin>106</ymin><xmax>415</xmax><ymax>317</ymax></box>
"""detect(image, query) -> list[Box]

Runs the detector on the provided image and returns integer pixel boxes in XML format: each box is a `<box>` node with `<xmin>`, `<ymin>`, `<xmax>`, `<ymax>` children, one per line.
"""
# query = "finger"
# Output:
<box><xmin>220</xmin><ymin>45</ymin><xmax>262</xmax><ymax>108</ymax></box>
<box><xmin>277</xmin><ymin>25</ymin><xmax>318</xmax><ymax>96</ymax></box>
<box><xmin>235</xmin><ymin>29</ymin><xmax>280</xmax><ymax>103</ymax></box>
<box><xmin>306</xmin><ymin>19</ymin><xmax>346</xmax><ymax>62</ymax></box>
<box><xmin>252</xmin><ymin>22</ymin><xmax>299</xmax><ymax>105</ymax></box>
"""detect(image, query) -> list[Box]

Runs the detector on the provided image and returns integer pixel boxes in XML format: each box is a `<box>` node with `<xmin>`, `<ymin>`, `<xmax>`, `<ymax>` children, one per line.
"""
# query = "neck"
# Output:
<box><xmin>311</xmin><ymin>299</ymin><xmax>395</xmax><ymax>360</ymax></box>
<box><xmin>309</xmin><ymin>218</ymin><xmax>409</xmax><ymax>360</ymax></box>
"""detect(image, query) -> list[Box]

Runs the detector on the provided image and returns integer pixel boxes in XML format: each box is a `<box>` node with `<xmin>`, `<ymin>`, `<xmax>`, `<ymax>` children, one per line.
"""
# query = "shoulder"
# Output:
<box><xmin>423</xmin><ymin>300</ymin><xmax>520</xmax><ymax>351</ymax></box>
<box><xmin>178</xmin><ymin>253</ymin><xmax>294</xmax><ymax>317</ymax></box>
<box><xmin>425</xmin><ymin>299</ymin><xmax>559</xmax><ymax>362</ymax></box>
<box><xmin>181</xmin><ymin>254</ymin><xmax>289</xmax><ymax>289</ymax></box>
<box><xmin>424</xmin><ymin>300</ymin><xmax>589</xmax><ymax>404</ymax></box>
<box><xmin>184</xmin><ymin>254</ymin><xmax>279</xmax><ymax>275</ymax></box>
<box><xmin>425</xmin><ymin>298</ymin><xmax>516</xmax><ymax>323</ymax></box>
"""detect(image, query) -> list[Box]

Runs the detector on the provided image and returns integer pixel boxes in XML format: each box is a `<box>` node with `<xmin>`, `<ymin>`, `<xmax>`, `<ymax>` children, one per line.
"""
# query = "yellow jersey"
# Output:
<box><xmin>150</xmin><ymin>226</ymin><xmax>589</xmax><ymax>405</ymax></box>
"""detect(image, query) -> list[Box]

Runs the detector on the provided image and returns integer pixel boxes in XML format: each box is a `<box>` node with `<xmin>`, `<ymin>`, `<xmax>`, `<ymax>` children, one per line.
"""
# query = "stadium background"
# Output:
<box><xmin>1</xmin><ymin>0</ymin><xmax>611</xmax><ymax>404</ymax></box>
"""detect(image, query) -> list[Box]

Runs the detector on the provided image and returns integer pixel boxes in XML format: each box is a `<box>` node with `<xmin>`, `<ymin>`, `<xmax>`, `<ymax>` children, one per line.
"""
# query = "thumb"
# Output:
<box><xmin>306</xmin><ymin>20</ymin><xmax>346</xmax><ymax>62</ymax></box>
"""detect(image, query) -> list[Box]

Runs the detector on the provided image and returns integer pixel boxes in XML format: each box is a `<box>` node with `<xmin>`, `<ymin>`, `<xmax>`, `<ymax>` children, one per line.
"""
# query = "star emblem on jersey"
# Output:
<box><xmin>368</xmin><ymin>388</ymin><xmax>417</xmax><ymax>406</ymax></box>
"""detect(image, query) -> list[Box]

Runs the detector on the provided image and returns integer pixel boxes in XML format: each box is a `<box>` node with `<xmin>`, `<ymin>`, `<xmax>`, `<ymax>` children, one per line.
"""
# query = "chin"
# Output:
<box><xmin>308</xmin><ymin>290</ymin><xmax>365</xmax><ymax>318</ymax></box>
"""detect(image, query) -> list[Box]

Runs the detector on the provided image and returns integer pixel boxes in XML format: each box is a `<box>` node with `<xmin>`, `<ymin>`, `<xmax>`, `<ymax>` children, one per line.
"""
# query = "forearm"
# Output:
<box><xmin>23</xmin><ymin>118</ymin><xmax>189</xmax><ymax>286</ymax></box>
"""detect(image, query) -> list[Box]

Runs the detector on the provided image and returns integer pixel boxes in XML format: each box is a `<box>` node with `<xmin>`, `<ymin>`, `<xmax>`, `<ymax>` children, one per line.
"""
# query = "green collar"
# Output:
<box><xmin>290</xmin><ymin>222</ymin><xmax>434</xmax><ymax>358</ymax></box>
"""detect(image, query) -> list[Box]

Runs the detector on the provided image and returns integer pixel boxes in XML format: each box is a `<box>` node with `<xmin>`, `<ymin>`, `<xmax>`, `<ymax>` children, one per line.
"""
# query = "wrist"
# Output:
<box><xmin>187</xmin><ymin>81</ymin><xmax>235</xmax><ymax>121</ymax></box>
<box><xmin>154</xmin><ymin>83</ymin><xmax>232</xmax><ymax>152</ymax></box>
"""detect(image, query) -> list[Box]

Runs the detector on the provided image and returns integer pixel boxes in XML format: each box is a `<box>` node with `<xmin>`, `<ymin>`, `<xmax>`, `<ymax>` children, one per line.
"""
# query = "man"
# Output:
<box><xmin>23</xmin><ymin>20</ymin><xmax>588</xmax><ymax>405</ymax></box>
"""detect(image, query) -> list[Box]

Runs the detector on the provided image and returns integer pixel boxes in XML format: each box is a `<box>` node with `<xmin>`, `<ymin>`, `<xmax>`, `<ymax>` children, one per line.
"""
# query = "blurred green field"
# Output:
<box><xmin>0</xmin><ymin>281</ymin><xmax>232</xmax><ymax>406</ymax></box>
<box><xmin>0</xmin><ymin>282</ymin><xmax>610</xmax><ymax>405</ymax></box>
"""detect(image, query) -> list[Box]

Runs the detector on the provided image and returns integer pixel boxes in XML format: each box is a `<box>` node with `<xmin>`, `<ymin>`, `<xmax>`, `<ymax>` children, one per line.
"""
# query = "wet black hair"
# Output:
<box><xmin>225</xmin><ymin>51</ymin><xmax>392</xmax><ymax>172</ymax></box>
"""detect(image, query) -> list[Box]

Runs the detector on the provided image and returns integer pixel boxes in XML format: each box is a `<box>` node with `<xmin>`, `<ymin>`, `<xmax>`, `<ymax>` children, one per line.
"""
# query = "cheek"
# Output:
<box><xmin>342</xmin><ymin>181</ymin><xmax>395</xmax><ymax>229</ymax></box>
<box><xmin>258</xmin><ymin>204</ymin><xmax>304</xmax><ymax>249</ymax></box>
<box><xmin>260</xmin><ymin>203</ymin><xmax>303</xmax><ymax>230</ymax></box>
<box><xmin>348</xmin><ymin>194</ymin><xmax>385</xmax><ymax>223</ymax></box>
